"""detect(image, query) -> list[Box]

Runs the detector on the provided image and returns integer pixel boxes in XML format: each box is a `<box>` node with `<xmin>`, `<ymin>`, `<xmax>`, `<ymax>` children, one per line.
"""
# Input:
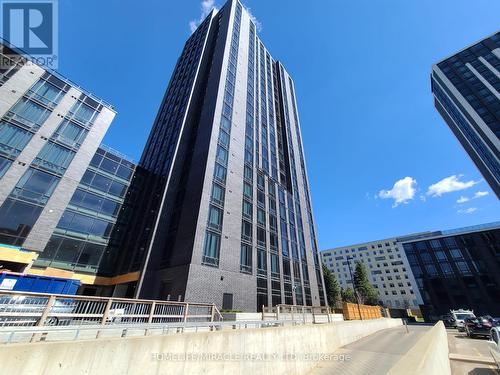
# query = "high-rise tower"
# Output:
<box><xmin>119</xmin><ymin>0</ymin><xmax>326</xmax><ymax>311</ymax></box>
<box><xmin>432</xmin><ymin>31</ymin><xmax>500</xmax><ymax>198</ymax></box>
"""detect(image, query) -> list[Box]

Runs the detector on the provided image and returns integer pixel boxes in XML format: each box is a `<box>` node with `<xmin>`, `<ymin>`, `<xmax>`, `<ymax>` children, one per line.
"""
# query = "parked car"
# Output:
<box><xmin>450</xmin><ymin>309</ymin><xmax>475</xmax><ymax>331</ymax></box>
<box><xmin>440</xmin><ymin>314</ymin><xmax>456</xmax><ymax>328</ymax></box>
<box><xmin>489</xmin><ymin>327</ymin><xmax>500</xmax><ymax>369</ymax></box>
<box><xmin>464</xmin><ymin>316</ymin><xmax>493</xmax><ymax>338</ymax></box>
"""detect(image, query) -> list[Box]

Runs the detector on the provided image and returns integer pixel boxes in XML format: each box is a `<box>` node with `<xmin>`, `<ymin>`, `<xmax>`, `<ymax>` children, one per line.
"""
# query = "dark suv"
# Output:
<box><xmin>464</xmin><ymin>316</ymin><xmax>494</xmax><ymax>338</ymax></box>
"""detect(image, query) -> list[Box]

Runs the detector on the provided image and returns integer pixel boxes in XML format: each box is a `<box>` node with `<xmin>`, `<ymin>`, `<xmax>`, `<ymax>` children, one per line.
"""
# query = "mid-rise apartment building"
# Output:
<box><xmin>322</xmin><ymin>236</ymin><xmax>428</xmax><ymax>309</ymax></box>
<box><xmin>401</xmin><ymin>223</ymin><xmax>500</xmax><ymax>320</ymax></box>
<box><xmin>0</xmin><ymin>41</ymin><xmax>128</xmax><ymax>288</ymax></box>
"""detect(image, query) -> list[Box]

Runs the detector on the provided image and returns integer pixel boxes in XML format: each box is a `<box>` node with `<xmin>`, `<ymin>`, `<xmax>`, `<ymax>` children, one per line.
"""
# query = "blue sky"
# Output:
<box><xmin>57</xmin><ymin>0</ymin><xmax>500</xmax><ymax>249</ymax></box>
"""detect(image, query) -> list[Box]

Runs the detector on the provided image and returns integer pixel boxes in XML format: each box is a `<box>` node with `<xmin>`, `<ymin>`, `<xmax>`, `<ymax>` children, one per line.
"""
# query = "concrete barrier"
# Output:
<box><xmin>0</xmin><ymin>318</ymin><xmax>402</xmax><ymax>375</ymax></box>
<box><xmin>388</xmin><ymin>321</ymin><xmax>451</xmax><ymax>375</ymax></box>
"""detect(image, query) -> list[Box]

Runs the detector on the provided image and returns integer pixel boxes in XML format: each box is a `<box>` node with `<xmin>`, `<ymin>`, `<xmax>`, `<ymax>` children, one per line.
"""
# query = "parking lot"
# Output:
<box><xmin>447</xmin><ymin>328</ymin><xmax>498</xmax><ymax>374</ymax></box>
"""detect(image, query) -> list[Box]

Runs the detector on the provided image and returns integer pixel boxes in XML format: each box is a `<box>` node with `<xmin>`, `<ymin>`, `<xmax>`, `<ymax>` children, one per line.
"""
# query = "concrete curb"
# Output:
<box><xmin>449</xmin><ymin>353</ymin><xmax>496</xmax><ymax>365</ymax></box>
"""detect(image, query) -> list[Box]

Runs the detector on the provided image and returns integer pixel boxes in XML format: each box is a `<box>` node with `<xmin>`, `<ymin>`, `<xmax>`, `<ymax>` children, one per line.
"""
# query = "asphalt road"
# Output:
<box><xmin>447</xmin><ymin>328</ymin><xmax>499</xmax><ymax>375</ymax></box>
<box><xmin>308</xmin><ymin>324</ymin><xmax>431</xmax><ymax>375</ymax></box>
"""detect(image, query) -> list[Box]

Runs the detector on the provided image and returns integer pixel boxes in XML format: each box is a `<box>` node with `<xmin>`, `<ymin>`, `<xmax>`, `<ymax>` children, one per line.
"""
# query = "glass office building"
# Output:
<box><xmin>0</xmin><ymin>41</ymin><xmax>117</xmax><ymax>276</ymax></box>
<box><xmin>117</xmin><ymin>0</ymin><xmax>326</xmax><ymax>310</ymax></box>
<box><xmin>402</xmin><ymin>223</ymin><xmax>500</xmax><ymax>321</ymax></box>
<box><xmin>431</xmin><ymin>31</ymin><xmax>500</xmax><ymax>198</ymax></box>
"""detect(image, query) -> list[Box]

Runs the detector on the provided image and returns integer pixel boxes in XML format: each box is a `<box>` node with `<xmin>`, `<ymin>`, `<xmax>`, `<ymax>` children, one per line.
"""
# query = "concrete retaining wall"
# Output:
<box><xmin>388</xmin><ymin>321</ymin><xmax>451</xmax><ymax>375</ymax></box>
<box><xmin>0</xmin><ymin>318</ymin><xmax>402</xmax><ymax>375</ymax></box>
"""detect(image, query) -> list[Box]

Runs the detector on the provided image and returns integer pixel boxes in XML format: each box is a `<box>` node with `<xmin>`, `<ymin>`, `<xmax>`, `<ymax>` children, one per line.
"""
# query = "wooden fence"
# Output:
<box><xmin>342</xmin><ymin>302</ymin><xmax>382</xmax><ymax>320</ymax></box>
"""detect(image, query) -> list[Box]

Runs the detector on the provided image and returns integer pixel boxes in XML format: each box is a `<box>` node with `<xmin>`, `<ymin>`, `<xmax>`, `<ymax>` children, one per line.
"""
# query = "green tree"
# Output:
<box><xmin>322</xmin><ymin>264</ymin><xmax>341</xmax><ymax>308</ymax></box>
<box><xmin>341</xmin><ymin>287</ymin><xmax>357</xmax><ymax>303</ymax></box>
<box><xmin>353</xmin><ymin>262</ymin><xmax>379</xmax><ymax>305</ymax></box>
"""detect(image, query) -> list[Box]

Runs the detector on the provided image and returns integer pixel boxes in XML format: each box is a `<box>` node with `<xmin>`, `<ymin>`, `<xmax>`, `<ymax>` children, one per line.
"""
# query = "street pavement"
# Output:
<box><xmin>307</xmin><ymin>324</ymin><xmax>431</xmax><ymax>375</ymax></box>
<box><xmin>447</xmin><ymin>328</ymin><xmax>498</xmax><ymax>375</ymax></box>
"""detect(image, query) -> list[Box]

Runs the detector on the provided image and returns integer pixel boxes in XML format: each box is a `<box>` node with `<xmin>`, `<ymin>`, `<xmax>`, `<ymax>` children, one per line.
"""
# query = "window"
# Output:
<box><xmin>216</xmin><ymin>145</ymin><xmax>228</xmax><ymax>164</ymax></box>
<box><xmin>211</xmin><ymin>183</ymin><xmax>225</xmax><ymax>206</ymax></box>
<box><xmin>116</xmin><ymin>165</ymin><xmax>133</xmax><ymax>180</ymax></box>
<box><xmin>242</xmin><ymin>200</ymin><xmax>252</xmax><ymax>219</ymax></box>
<box><xmin>70</xmin><ymin>101</ymin><xmax>97</xmax><ymax>124</ymax></box>
<box><xmin>52</xmin><ymin>120</ymin><xmax>88</xmax><ymax>148</ymax></box>
<box><xmin>8</xmin><ymin>98</ymin><xmax>50</xmax><ymax>128</ymax></box>
<box><xmin>257</xmin><ymin>190</ymin><xmax>265</xmax><ymax>207</ymax></box>
<box><xmin>455</xmin><ymin>261</ymin><xmax>471</xmax><ymax>275</ymax></box>
<box><xmin>0</xmin><ymin>156</ymin><xmax>12</xmax><ymax>178</ymax></box>
<box><xmin>76</xmin><ymin>242</ymin><xmax>105</xmax><ymax>269</ymax></box>
<box><xmin>257</xmin><ymin>227</ymin><xmax>266</xmax><ymax>247</ymax></box>
<box><xmin>271</xmin><ymin>253</ymin><xmax>279</xmax><ymax>277</ymax></box>
<box><xmin>440</xmin><ymin>262</ymin><xmax>454</xmax><ymax>276</ymax></box>
<box><xmin>450</xmin><ymin>248</ymin><xmax>463</xmax><ymax>260</ymax></box>
<box><xmin>0</xmin><ymin>198</ymin><xmax>43</xmax><ymax>245</ymax></box>
<box><xmin>11</xmin><ymin>168</ymin><xmax>60</xmax><ymax>204</ymax></box>
<box><xmin>219</xmin><ymin>130</ymin><xmax>229</xmax><ymax>148</ymax></box>
<box><xmin>241</xmin><ymin>220</ymin><xmax>252</xmax><ymax>242</ymax></box>
<box><xmin>244</xmin><ymin>165</ymin><xmax>252</xmax><ymax>181</ymax></box>
<box><xmin>257</xmin><ymin>249</ymin><xmax>267</xmax><ymax>272</ymax></box>
<box><xmin>243</xmin><ymin>182</ymin><xmax>252</xmax><ymax>198</ymax></box>
<box><xmin>207</xmin><ymin>205</ymin><xmax>223</xmax><ymax>231</ymax></box>
<box><xmin>257</xmin><ymin>208</ymin><xmax>265</xmax><ymax>226</ymax></box>
<box><xmin>100</xmin><ymin>158</ymin><xmax>119</xmax><ymax>175</ymax></box>
<box><xmin>281</xmin><ymin>238</ymin><xmax>289</xmax><ymax>256</ymax></box>
<box><xmin>425</xmin><ymin>264</ymin><xmax>438</xmax><ymax>276</ymax></box>
<box><xmin>240</xmin><ymin>244</ymin><xmax>252</xmax><ymax>273</ymax></box>
<box><xmin>220</xmin><ymin>115</ymin><xmax>231</xmax><ymax>132</ymax></box>
<box><xmin>33</xmin><ymin>141</ymin><xmax>75</xmax><ymax>174</ymax></box>
<box><xmin>257</xmin><ymin>174</ymin><xmax>265</xmax><ymax>190</ymax></box>
<box><xmin>202</xmin><ymin>231</ymin><xmax>220</xmax><ymax>266</ymax></box>
<box><xmin>29</xmin><ymin>79</ymin><xmax>64</xmax><ymax>107</ymax></box>
<box><xmin>108</xmin><ymin>180</ymin><xmax>126</xmax><ymax>197</ymax></box>
<box><xmin>0</xmin><ymin>122</ymin><xmax>31</xmax><ymax>157</ymax></box>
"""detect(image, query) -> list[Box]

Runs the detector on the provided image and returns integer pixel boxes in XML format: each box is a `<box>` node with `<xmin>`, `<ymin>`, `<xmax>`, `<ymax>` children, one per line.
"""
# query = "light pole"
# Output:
<box><xmin>346</xmin><ymin>256</ymin><xmax>363</xmax><ymax>320</ymax></box>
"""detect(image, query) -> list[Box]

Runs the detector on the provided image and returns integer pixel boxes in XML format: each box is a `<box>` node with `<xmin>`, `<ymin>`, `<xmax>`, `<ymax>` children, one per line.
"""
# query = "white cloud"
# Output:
<box><xmin>458</xmin><ymin>207</ymin><xmax>477</xmax><ymax>214</ymax></box>
<box><xmin>426</xmin><ymin>175</ymin><xmax>479</xmax><ymax>197</ymax></box>
<box><xmin>189</xmin><ymin>0</ymin><xmax>218</xmax><ymax>33</ymax></box>
<box><xmin>456</xmin><ymin>196</ymin><xmax>469</xmax><ymax>204</ymax></box>
<box><xmin>378</xmin><ymin>177</ymin><xmax>417</xmax><ymax>207</ymax></box>
<box><xmin>473</xmin><ymin>191</ymin><xmax>489</xmax><ymax>199</ymax></box>
<box><xmin>244</xmin><ymin>5</ymin><xmax>262</xmax><ymax>31</ymax></box>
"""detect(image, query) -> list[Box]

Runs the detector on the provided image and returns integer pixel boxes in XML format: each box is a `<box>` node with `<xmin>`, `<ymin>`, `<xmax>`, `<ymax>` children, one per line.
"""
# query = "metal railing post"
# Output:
<box><xmin>210</xmin><ymin>304</ymin><xmax>215</xmax><ymax>322</ymax></box>
<box><xmin>37</xmin><ymin>295</ymin><xmax>56</xmax><ymax>327</ymax></box>
<box><xmin>148</xmin><ymin>301</ymin><xmax>156</xmax><ymax>324</ymax></box>
<box><xmin>101</xmin><ymin>298</ymin><xmax>113</xmax><ymax>325</ymax></box>
<box><xmin>183</xmin><ymin>303</ymin><xmax>189</xmax><ymax>323</ymax></box>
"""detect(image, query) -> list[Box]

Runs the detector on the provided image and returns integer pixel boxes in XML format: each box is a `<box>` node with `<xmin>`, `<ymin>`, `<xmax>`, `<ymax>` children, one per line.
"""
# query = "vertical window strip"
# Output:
<box><xmin>239</xmin><ymin>21</ymin><xmax>256</xmax><ymax>273</ymax></box>
<box><xmin>203</xmin><ymin>3</ymin><xmax>243</xmax><ymax>267</ymax></box>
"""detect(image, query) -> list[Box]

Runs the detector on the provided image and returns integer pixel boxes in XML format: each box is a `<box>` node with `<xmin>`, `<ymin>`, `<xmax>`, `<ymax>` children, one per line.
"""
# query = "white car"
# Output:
<box><xmin>490</xmin><ymin>327</ymin><xmax>500</xmax><ymax>369</ymax></box>
<box><xmin>450</xmin><ymin>309</ymin><xmax>475</xmax><ymax>332</ymax></box>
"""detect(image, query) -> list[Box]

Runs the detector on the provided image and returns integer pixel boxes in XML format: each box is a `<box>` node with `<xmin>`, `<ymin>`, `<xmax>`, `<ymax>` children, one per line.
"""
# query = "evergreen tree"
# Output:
<box><xmin>322</xmin><ymin>264</ymin><xmax>341</xmax><ymax>308</ymax></box>
<box><xmin>353</xmin><ymin>262</ymin><xmax>379</xmax><ymax>305</ymax></box>
<box><xmin>341</xmin><ymin>287</ymin><xmax>357</xmax><ymax>303</ymax></box>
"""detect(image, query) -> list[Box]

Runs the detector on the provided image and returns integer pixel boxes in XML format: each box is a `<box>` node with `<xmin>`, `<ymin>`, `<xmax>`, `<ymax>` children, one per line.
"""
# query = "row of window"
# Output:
<box><xmin>202</xmin><ymin>3</ymin><xmax>242</xmax><ymax>267</ymax></box>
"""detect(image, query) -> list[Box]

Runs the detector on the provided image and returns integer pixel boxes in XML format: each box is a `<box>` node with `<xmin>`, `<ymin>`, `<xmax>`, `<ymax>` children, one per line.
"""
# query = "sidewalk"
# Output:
<box><xmin>308</xmin><ymin>324</ymin><xmax>431</xmax><ymax>375</ymax></box>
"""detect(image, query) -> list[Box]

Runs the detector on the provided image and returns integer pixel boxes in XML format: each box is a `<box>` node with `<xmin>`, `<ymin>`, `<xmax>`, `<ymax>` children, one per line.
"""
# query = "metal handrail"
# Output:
<box><xmin>0</xmin><ymin>291</ymin><xmax>219</xmax><ymax>328</ymax></box>
<box><xmin>0</xmin><ymin>290</ymin><xmax>213</xmax><ymax>306</ymax></box>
